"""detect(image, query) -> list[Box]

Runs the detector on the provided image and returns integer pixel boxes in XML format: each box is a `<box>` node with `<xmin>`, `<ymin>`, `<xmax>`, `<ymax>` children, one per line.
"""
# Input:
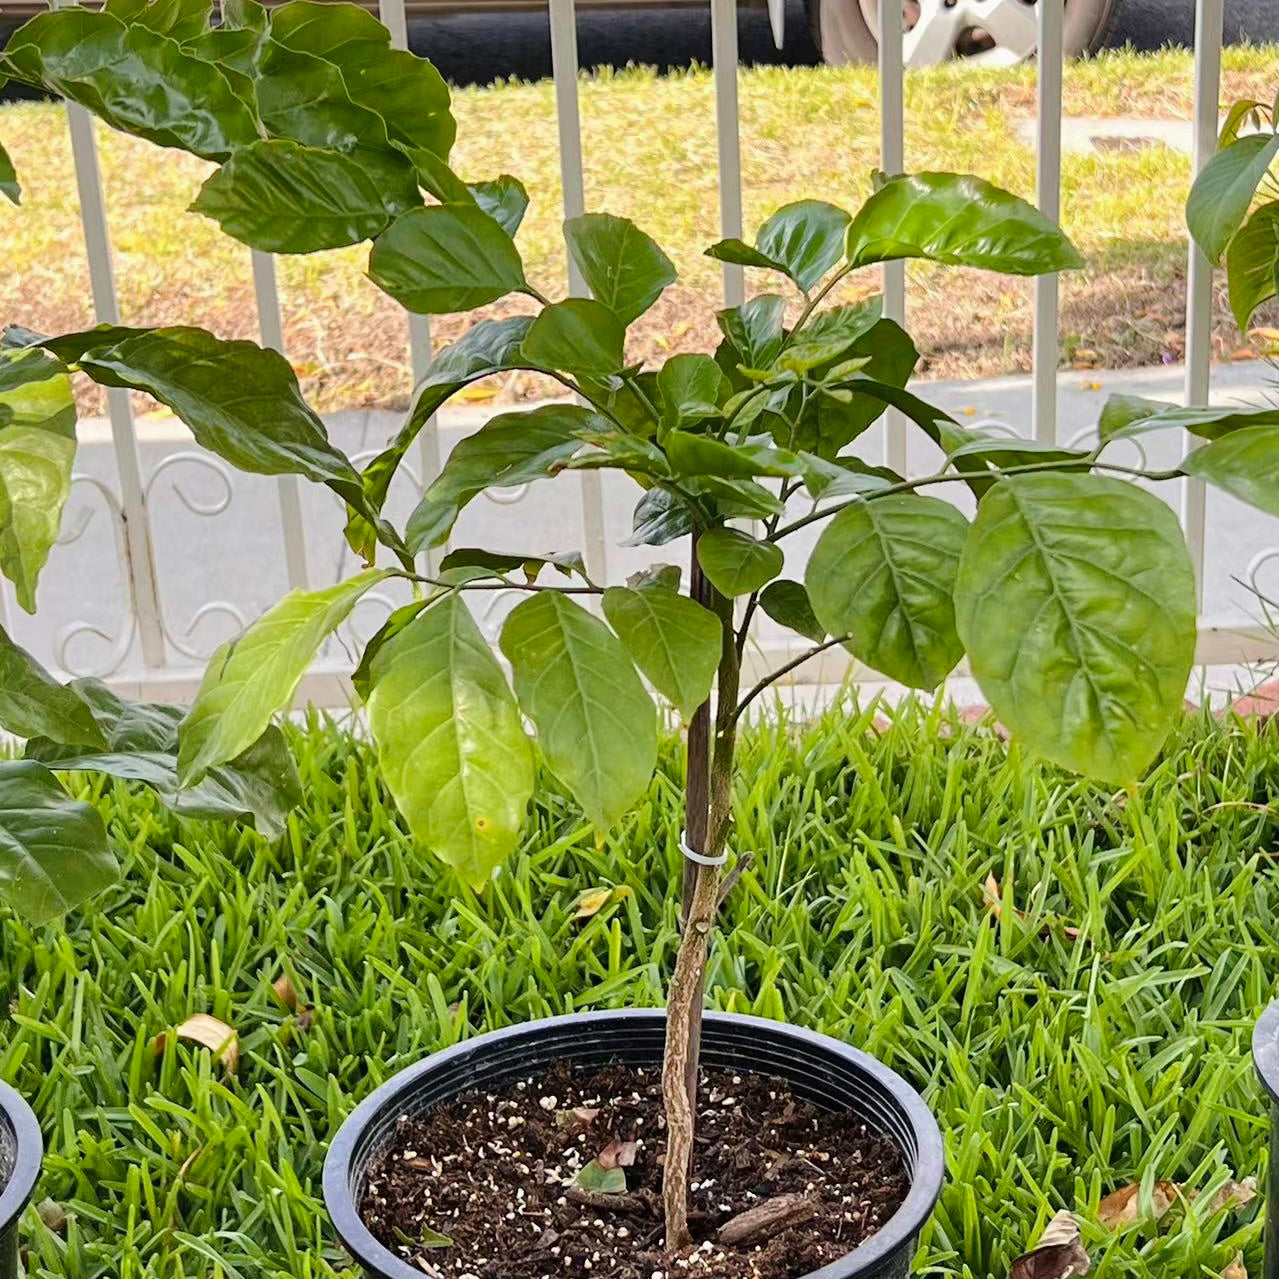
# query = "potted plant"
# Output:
<box><xmin>6</xmin><ymin>3</ymin><xmax>1279</xmax><ymax>1274</ymax></box>
<box><xmin>0</xmin><ymin>1080</ymin><xmax>39</xmax><ymax>1279</ymax></box>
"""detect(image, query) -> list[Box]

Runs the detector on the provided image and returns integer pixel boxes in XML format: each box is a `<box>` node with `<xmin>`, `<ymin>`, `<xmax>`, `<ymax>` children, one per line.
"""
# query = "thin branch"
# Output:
<box><xmin>734</xmin><ymin>635</ymin><xmax>849</xmax><ymax>724</ymax></box>
<box><xmin>521</xmin><ymin>283</ymin><xmax>555</xmax><ymax>307</ymax></box>
<box><xmin>395</xmin><ymin>570</ymin><xmax>602</xmax><ymax>595</ymax></box>
<box><xmin>768</xmin><ymin>459</ymin><xmax>1184</xmax><ymax>541</ymax></box>
<box><xmin>715</xmin><ymin>852</ymin><xmax>755</xmax><ymax>910</ymax></box>
<box><xmin>624</xmin><ymin>371</ymin><xmax>663</xmax><ymax>426</ymax></box>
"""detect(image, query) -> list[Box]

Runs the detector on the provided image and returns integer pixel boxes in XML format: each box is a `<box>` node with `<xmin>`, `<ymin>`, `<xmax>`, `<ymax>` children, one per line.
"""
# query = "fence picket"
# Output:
<box><xmin>1032</xmin><ymin>0</ymin><xmax>1065</xmax><ymax>444</ymax></box>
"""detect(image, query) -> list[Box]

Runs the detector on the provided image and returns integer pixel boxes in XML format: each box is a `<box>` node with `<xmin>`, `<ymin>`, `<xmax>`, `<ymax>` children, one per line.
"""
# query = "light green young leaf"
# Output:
<box><xmin>178</xmin><ymin>570</ymin><xmax>390</xmax><ymax>785</ymax></box>
<box><xmin>366</xmin><ymin>595</ymin><xmax>534</xmax><ymax>888</ymax></box>
<box><xmin>521</xmin><ymin>299</ymin><xmax>626</xmax><ymax>379</ymax></box>
<box><xmin>500</xmin><ymin>593</ymin><xmax>657</xmax><ymax>833</ymax></box>
<box><xmin>0</xmin><ymin>347</ymin><xmax>76</xmax><ymax>613</ymax></box>
<box><xmin>405</xmin><ymin>404</ymin><xmax>597</xmax><ymax>552</ymax></box>
<box><xmin>602</xmin><ymin>584</ymin><xmax>721</xmax><ymax>720</ymax></box>
<box><xmin>1183</xmin><ymin>426</ymin><xmax>1279</xmax><ymax>516</ymax></box>
<box><xmin>0</xmin><ymin>627</ymin><xmax>104</xmax><ymax>748</ymax></box>
<box><xmin>106</xmin><ymin>0</ymin><xmax>213</xmax><ymax>41</ymax></box>
<box><xmin>0</xmin><ymin>759</ymin><xmax>118</xmax><ymax>925</ymax></box>
<box><xmin>657</xmin><ymin>354</ymin><xmax>728</xmax><ymax>427</ymax></box>
<box><xmin>564</xmin><ymin>212</ymin><xmax>677</xmax><ymax>325</ymax></box>
<box><xmin>955</xmin><ymin>473</ymin><xmax>1196</xmax><ymax>784</ymax></box>
<box><xmin>370</xmin><ymin>204</ymin><xmax>526</xmax><ymax>314</ymax></box>
<box><xmin>574</xmin><ymin>1160</ymin><xmax>627</xmax><ymax>1194</ymax></box>
<box><xmin>1225</xmin><ymin>201</ymin><xmax>1279</xmax><ymax>331</ymax></box>
<box><xmin>696</xmin><ymin>527</ymin><xmax>783</xmax><ymax>597</ymax></box>
<box><xmin>192</xmin><ymin>140</ymin><xmax>419</xmax><ymax>253</ymax></box>
<box><xmin>806</xmin><ymin>495</ymin><xmax>968</xmax><ymax>689</ymax></box>
<box><xmin>1186</xmin><ymin>132</ymin><xmax>1279</xmax><ymax>263</ymax></box>
<box><xmin>846</xmin><ymin>172</ymin><xmax>1084</xmax><ymax>275</ymax></box>
<box><xmin>758</xmin><ymin>580</ymin><xmax>825</xmax><ymax>644</ymax></box>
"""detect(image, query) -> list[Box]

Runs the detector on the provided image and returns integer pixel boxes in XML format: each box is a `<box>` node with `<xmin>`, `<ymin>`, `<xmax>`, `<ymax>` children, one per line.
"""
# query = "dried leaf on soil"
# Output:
<box><xmin>1010</xmin><ymin>1210</ymin><xmax>1091</xmax><ymax>1279</ymax></box>
<box><xmin>597</xmin><ymin>1138</ymin><xmax>639</xmax><ymax>1170</ymax></box>
<box><xmin>556</xmin><ymin>1106</ymin><xmax>601</xmax><ymax>1128</ymax></box>
<box><xmin>159</xmin><ymin>1014</ymin><xmax>239</xmax><ymax>1071</ymax></box>
<box><xmin>393</xmin><ymin>1223</ymin><xmax>453</xmax><ymax>1249</ymax></box>
<box><xmin>1097</xmin><ymin>1181</ymin><xmax>1177</xmax><ymax>1230</ymax></box>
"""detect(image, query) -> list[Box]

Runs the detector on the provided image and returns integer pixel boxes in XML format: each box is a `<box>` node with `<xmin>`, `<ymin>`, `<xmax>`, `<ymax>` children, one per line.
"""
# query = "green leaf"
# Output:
<box><xmin>955</xmin><ymin>473</ymin><xmax>1196</xmax><ymax>783</ymax></box>
<box><xmin>28</xmin><ymin>681</ymin><xmax>301</xmax><ymax>841</ymax></box>
<box><xmin>439</xmin><ymin>547</ymin><xmax>586</xmax><ymax>582</ymax></box>
<box><xmin>564</xmin><ymin>212</ymin><xmax>677</xmax><ymax>326</ymax></box>
<box><xmin>623</xmin><ymin>487</ymin><xmax>691</xmax><ymax>547</ymax></box>
<box><xmin>0</xmin><ymin>759</ymin><xmax>118</xmax><ymax>925</ymax></box>
<box><xmin>521</xmin><ymin>299</ymin><xmax>626</xmax><ymax>379</ymax></box>
<box><xmin>500</xmin><ymin>593</ymin><xmax>656</xmax><ymax>833</ymax></box>
<box><xmin>178</xmin><ymin>570</ymin><xmax>389</xmax><ymax>785</ymax></box>
<box><xmin>0</xmin><ymin>347</ymin><xmax>76</xmax><ymax>613</ymax></box>
<box><xmin>716</xmin><ymin>295</ymin><xmax>787</xmax><ymax>375</ymax></box>
<box><xmin>366</xmin><ymin>595</ymin><xmax>534</xmax><ymax>888</ymax></box>
<box><xmin>106</xmin><ymin>0</ymin><xmax>213</xmax><ymax>41</ymax></box>
<box><xmin>369</xmin><ymin>204</ymin><xmax>527</xmax><ymax>314</ymax></box>
<box><xmin>806</xmin><ymin>495</ymin><xmax>967</xmax><ymax>689</ymax></box>
<box><xmin>1186</xmin><ymin>132</ymin><xmax>1279</xmax><ymax>263</ymax></box>
<box><xmin>657</xmin><ymin>353</ymin><xmax>728</xmax><ymax>428</ymax></box>
<box><xmin>0</xmin><ymin>139</ymin><xmax>19</xmax><ymax>205</ymax></box>
<box><xmin>2</xmin><ymin>10</ymin><xmax>258</xmax><ymax>161</ymax></box>
<box><xmin>705</xmin><ymin>239</ymin><xmax>781</xmax><ymax>275</ymax></box>
<box><xmin>192</xmin><ymin>140</ymin><xmax>418</xmax><ymax>254</ymax></box>
<box><xmin>797</xmin><ymin>453</ymin><xmax>899</xmax><ymax>500</ymax></box>
<box><xmin>665</xmin><ymin>431</ymin><xmax>798</xmax><ymax>481</ymax></box>
<box><xmin>696</xmin><ymin>527</ymin><xmax>783</xmax><ymax>597</ymax></box>
<box><xmin>754</xmin><ymin>200</ymin><xmax>851</xmax><ymax>292</ymax></box>
<box><xmin>1225</xmin><ymin>201</ymin><xmax>1279</xmax><ymax>331</ymax></box>
<box><xmin>601</xmin><ymin>584</ymin><xmax>721</xmax><ymax>720</ymax></box>
<box><xmin>574</xmin><ymin>1160</ymin><xmax>627</xmax><ymax>1194</ymax></box>
<box><xmin>267</xmin><ymin>0</ymin><xmax>388</xmax><ymax>57</ymax></box>
<box><xmin>469</xmin><ymin>176</ymin><xmax>529</xmax><ymax>236</ymax></box>
<box><xmin>846</xmin><ymin>172</ymin><xmax>1084</xmax><ymax>275</ymax></box>
<box><xmin>758</xmin><ymin>580</ymin><xmax>825</xmax><ymax>644</ymax></box>
<box><xmin>73</xmin><ymin>327</ymin><xmax>366</xmax><ymax>506</ymax></box>
<box><xmin>1098</xmin><ymin>393</ymin><xmax>1279</xmax><ymax>442</ymax></box>
<box><xmin>346</xmin><ymin>317</ymin><xmax>534</xmax><ymax>557</ymax></box>
<box><xmin>222</xmin><ymin>0</ymin><xmax>267</xmax><ymax>31</ymax></box>
<box><xmin>405</xmin><ymin>404</ymin><xmax>597</xmax><ymax>552</ymax></box>
<box><xmin>0</xmin><ymin>627</ymin><xmax>103</xmax><ymax>748</ymax></box>
<box><xmin>1182</xmin><ymin>426</ymin><xmax>1279</xmax><ymax>516</ymax></box>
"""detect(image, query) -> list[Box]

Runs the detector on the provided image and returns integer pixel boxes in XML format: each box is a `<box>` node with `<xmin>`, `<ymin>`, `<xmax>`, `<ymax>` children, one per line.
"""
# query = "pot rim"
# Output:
<box><xmin>0</xmin><ymin>1080</ymin><xmax>41</xmax><ymax>1234</ymax></box>
<box><xmin>324</xmin><ymin>1009</ymin><xmax>945</xmax><ymax>1279</ymax></box>
<box><xmin>1256</xmin><ymin>1000</ymin><xmax>1279</xmax><ymax>1105</ymax></box>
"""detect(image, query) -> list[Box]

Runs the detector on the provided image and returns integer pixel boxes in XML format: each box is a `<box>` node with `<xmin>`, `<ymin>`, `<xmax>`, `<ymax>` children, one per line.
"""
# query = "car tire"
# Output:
<box><xmin>811</xmin><ymin>0</ymin><xmax>1124</xmax><ymax>66</ymax></box>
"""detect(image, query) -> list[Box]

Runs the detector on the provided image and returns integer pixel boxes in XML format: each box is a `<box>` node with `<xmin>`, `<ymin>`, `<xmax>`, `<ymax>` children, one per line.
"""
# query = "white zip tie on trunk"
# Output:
<box><xmin>680</xmin><ymin>830</ymin><xmax>729</xmax><ymax>868</ymax></box>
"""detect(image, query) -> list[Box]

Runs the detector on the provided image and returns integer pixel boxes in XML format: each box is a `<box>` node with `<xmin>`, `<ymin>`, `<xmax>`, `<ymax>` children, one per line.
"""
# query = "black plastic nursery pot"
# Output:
<box><xmin>1257</xmin><ymin>1002</ymin><xmax>1279</xmax><ymax>1279</ymax></box>
<box><xmin>324</xmin><ymin>1009</ymin><xmax>945</xmax><ymax>1279</ymax></box>
<box><xmin>0</xmin><ymin>1081</ymin><xmax>40</xmax><ymax>1279</ymax></box>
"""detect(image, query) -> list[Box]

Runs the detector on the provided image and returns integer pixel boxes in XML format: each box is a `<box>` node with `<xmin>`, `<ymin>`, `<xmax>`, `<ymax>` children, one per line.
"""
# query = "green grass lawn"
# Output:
<box><xmin>2</xmin><ymin>48</ymin><xmax>1277</xmax><ymax>415</ymax></box>
<box><xmin>2</xmin><ymin>695</ymin><xmax>1276</xmax><ymax>1277</ymax></box>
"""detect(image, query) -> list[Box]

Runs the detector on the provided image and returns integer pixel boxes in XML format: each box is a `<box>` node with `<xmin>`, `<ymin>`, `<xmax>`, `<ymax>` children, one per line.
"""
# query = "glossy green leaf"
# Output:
<box><xmin>564</xmin><ymin>212</ymin><xmax>676</xmax><ymax>325</ymax></box>
<box><xmin>178</xmin><ymin>570</ymin><xmax>389</xmax><ymax>784</ymax></box>
<box><xmin>696</xmin><ymin>527</ymin><xmax>783</xmax><ymax>597</ymax></box>
<box><xmin>439</xmin><ymin>547</ymin><xmax>586</xmax><ymax>581</ymax></box>
<box><xmin>1225</xmin><ymin>201</ymin><xmax>1279</xmax><ymax>331</ymax></box>
<box><xmin>797</xmin><ymin>453</ymin><xmax>899</xmax><ymax>500</ymax></box>
<box><xmin>955</xmin><ymin>473</ymin><xmax>1196</xmax><ymax>783</ymax></box>
<box><xmin>0</xmin><ymin>347</ymin><xmax>76</xmax><ymax>613</ymax></box>
<box><xmin>0</xmin><ymin>760</ymin><xmax>117</xmax><ymax>925</ymax></box>
<box><xmin>807</xmin><ymin>495</ymin><xmax>967</xmax><ymax>689</ymax></box>
<box><xmin>192</xmin><ymin>140</ymin><xmax>418</xmax><ymax>253</ymax></box>
<box><xmin>366</xmin><ymin>594</ymin><xmax>534</xmax><ymax>888</ymax></box>
<box><xmin>623</xmin><ymin>487</ymin><xmax>692</xmax><ymax>547</ymax></box>
<box><xmin>1186</xmin><ymin>132</ymin><xmax>1279</xmax><ymax>263</ymax></box>
<box><xmin>267</xmin><ymin>0</ymin><xmax>388</xmax><ymax>56</ymax></box>
<box><xmin>0</xmin><ymin>140</ymin><xmax>19</xmax><ymax>205</ymax></box>
<box><xmin>657</xmin><ymin>353</ymin><xmax>727</xmax><ymax>427</ymax></box>
<box><xmin>716</xmin><ymin>295</ymin><xmax>787</xmax><ymax>375</ymax></box>
<box><xmin>2</xmin><ymin>10</ymin><xmax>258</xmax><ymax>161</ymax></box>
<box><xmin>405</xmin><ymin>404</ymin><xmax>597</xmax><ymax>552</ymax></box>
<box><xmin>755</xmin><ymin>200</ymin><xmax>851</xmax><ymax>292</ymax></box>
<box><xmin>108</xmin><ymin>0</ymin><xmax>212</xmax><ymax>41</ymax></box>
<box><xmin>1098</xmin><ymin>392</ymin><xmax>1279</xmax><ymax>442</ymax></box>
<box><xmin>602</xmin><ymin>583</ymin><xmax>721</xmax><ymax>720</ymax></box>
<box><xmin>846</xmin><ymin>172</ymin><xmax>1084</xmax><ymax>275</ymax></box>
<box><xmin>500</xmin><ymin>593</ymin><xmax>656</xmax><ymax>832</ymax></box>
<box><xmin>0</xmin><ymin>627</ymin><xmax>103</xmax><ymax>748</ymax></box>
<box><xmin>758</xmin><ymin>580</ymin><xmax>825</xmax><ymax>644</ymax></box>
<box><xmin>665</xmin><ymin>431</ymin><xmax>793</xmax><ymax>480</ymax></box>
<box><xmin>469</xmin><ymin>176</ymin><xmax>529</xmax><ymax>236</ymax></box>
<box><xmin>222</xmin><ymin>0</ymin><xmax>267</xmax><ymax>30</ymax></box>
<box><xmin>1182</xmin><ymin>426</ymin><xmax>1279</xmax><ymax>516</ymax></box>
<box><xmin>74</xmin><ymin>326</ymin><xmax>366</xmax><ymax>506</ymax></box>
<box><xmin>521</xmin><ymin>299</ymin><xmax>626</xmax><ymax>379</ymax></box>
<box><xmin>369</xmin><ymin>204</ymin><xmax>526</xmax><ymax>314</ymax></box>
<box><xmin>28</xmin><ymin>680</ymin><xmax>301</xmax><ymax>840</ymax></box>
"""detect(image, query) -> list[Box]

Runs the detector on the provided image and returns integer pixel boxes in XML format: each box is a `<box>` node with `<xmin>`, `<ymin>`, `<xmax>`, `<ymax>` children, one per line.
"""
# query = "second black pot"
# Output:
<box><xmin>0</xmin><ymin>1081</ymin><xmax>40</xmax><ymax>1279</ymax></box>
<box><xmin>1257</xmin><ymin>1001</ymin><xmax>1279</xmax><ymax>1279</ymax></box>
<box><xmin>325</xmin><ymin>1009</ymin><xmax>945</xmax><ymax>1279</ymax></box>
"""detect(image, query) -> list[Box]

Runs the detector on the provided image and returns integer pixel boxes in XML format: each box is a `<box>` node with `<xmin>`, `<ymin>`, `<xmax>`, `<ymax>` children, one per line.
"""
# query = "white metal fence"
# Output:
<box><xmin>8</xmin><ymin>0</ymin><xmax>1278</xmax><ymax>702</ymax></box>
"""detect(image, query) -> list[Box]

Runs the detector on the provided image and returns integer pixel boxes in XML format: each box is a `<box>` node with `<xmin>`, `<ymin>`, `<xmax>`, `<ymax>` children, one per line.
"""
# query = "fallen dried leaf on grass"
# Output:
<box><xmin>1223</xmin><ymin>1258</ymin><xmax>1247</xmax><ymax>1279</ymax></box>
<box><xmin>272</xmin><ymin>973</ymin><xmax>301</xmax><ymax>1011</ymax></box>
<box><xmin>158</xmin><ymin>1014</ymin><xmax>239</xmax><ymax>1071</ymax></box>
<box><xmin>1198</xmin><ymin>1178</ymin><xmax>1258</xmax><ymax>1215</ymax></box>
<box><xmin>1097</xmin><ymin>1181</ymin><xmax>1178</xmax><ymax>1230</ymax></box>
<box><xmin>1010</xmin><ymin>1211</ymin><xmax>1091</xmax><ymax>1279</ymax></box>
<box><xmin>574</xmin><ymin>885</ymin><xmax>633</xmax><ymax>920</ymax></box>
<box><xmin>36</xmin><ymin>1198</ymin><xmax>67</xmax><ymax>1233</ymax></box>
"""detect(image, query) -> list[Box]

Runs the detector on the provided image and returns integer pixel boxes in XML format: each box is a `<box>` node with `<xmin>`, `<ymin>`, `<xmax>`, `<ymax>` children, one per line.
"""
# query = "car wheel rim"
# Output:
<box><xmin>859</xmin><ymin>0</ymin><xmax>1047</xmax><ymax>68</ymax></box>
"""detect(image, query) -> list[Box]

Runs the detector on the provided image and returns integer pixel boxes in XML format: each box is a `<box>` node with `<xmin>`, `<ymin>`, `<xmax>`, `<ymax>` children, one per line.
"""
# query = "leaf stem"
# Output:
<box><xmin>733</xmin><ymin>635</ymin><xmax>849</xmax><ymax>723</ymax></box>
<box><xmin>395</xmin><ymin>570</ymin><xmax>602</xmax><ymax>595</ymax></box>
